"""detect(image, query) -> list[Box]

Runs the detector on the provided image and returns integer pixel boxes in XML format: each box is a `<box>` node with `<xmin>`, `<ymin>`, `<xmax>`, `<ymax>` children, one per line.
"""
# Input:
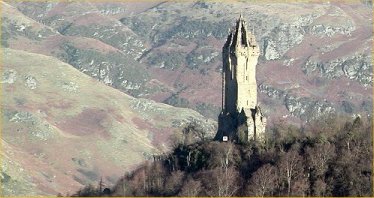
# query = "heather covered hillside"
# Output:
<box><xmin>1</xmin><ymin>48</ymin><xmax>215</xmax><ymax>195</ymax></box>
<box><xmin>3</xmin><ymin>1</ymin><xmax>372</xmax><ymax>122</ymax></box>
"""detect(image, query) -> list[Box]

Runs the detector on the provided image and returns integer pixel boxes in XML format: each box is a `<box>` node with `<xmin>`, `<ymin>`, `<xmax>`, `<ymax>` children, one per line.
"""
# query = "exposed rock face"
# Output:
<box><xmin>284</xmin><ymin>95</ymin><xmax>335</xmax><ymax>120</ymax></box>
<box><xmin>258</xmin><ymin>83</ymin><xmax>336</xmax><ymax>121</ymax></box>
<box><xmin>1</xmin><ymin>70</ymin><xmax>17</xmax><ymax>84</ymax></box>
<box><xmin>263</xmin><ymin>23</ymin><xmax>305</xmax><ymax>60</ymax></box>
<box><xmin>57</xmin><ymin>43</ymin><xmax>149</xmax><ymax>97</ymax></box>
<box><xmin>25</xmin><ymin>76</ymin><xmax>37</xmax><ymax>89</ymax></box>
<box><xmin>303</xmin><ymin>52</ymin><xmax>372</xmax><ymax>86</ymax></box>
<box><xmin>308</xmin><ymin>5</ymin><xmax>355</xmax><ymax>37</ymax></box>
<box><xmin>61</xmin><ymin>81</ymin><xmax>78</xmax><ymax>93</ymax></box>
<box><xmin>217</xmin><ymin>16</ymin><xmax>266</xmax><ymax>142</ymax></box>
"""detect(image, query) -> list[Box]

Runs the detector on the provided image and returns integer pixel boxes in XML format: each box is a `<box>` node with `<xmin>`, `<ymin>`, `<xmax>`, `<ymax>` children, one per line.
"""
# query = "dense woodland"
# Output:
<box><xmin>72</xmin><ymin>115</ymin><xmax>372</xmax><ymax>197</ymax></box>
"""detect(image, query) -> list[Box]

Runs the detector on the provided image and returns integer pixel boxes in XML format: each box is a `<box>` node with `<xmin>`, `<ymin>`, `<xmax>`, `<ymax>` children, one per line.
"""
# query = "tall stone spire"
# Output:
<box><xmin>217</xmin><ymin>15</ymin><xmax>266</xmax><ymax>143</ymax></box>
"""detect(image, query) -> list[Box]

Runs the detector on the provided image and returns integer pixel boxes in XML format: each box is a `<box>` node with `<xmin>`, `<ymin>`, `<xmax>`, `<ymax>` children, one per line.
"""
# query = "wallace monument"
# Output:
<box><xmin>216</xmin><ymin>15</ymin><xmax>267</xmax><ymax>143</ymax></box>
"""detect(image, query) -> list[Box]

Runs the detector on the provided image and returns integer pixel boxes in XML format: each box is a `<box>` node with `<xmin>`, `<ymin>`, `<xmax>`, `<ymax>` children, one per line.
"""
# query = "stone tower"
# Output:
<box><xmin>216</xmin><ymin>15</ymin><xmax>266</xmax><ymax>142</ymax></box>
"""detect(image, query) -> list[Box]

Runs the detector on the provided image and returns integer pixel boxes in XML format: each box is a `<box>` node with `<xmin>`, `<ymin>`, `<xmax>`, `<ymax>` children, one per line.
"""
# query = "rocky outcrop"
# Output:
<box><xmin>58</xmin><ymin>43</ymin><xmax>150</xmax><ymax>96</ymax></box>
<box><xmin>284</xmin><ymin>95</ymin><xmax>335</xmax><ymax>120</ymax></box>
<box><xmin>259</xmin><ymin>83</ymin><xmax>287</xmax><ymax>99</ymax></box>
<box><xmin>263</xmin><ymin>23</ymin><xmax>305</xmax><ymax>60</ymax></box>
<box><xmin>303</xmin><ymin>53</ymin><xmax>372</xmax><ymax>86</ymax></box>
<box><xmin>25</xmin><ymin>76</ymin><xmax>38</xmax><ymax>89</ymax></box>
<box><xmin>1</xmin><ymin>69</ymin><xmax>17</xmax><ymax>84</ymax></box>
<box><xmin>60</xmin><ymin>24</ymin><xmax>147</xmax><ymax>60</ymax></box>
<box><xmin>308</xmin><ymin>6</ymin><xmax>355</xmax><ymax>37</ymax></box>
<box><xmin>186</xmin><ymin>45</ymin><xmax>219</xmax><ymax>70</ymax></box>
<box><xmin>259</xmin><ymin>83</ymin><xmax>335</xmax><ymax>121</ymax></box>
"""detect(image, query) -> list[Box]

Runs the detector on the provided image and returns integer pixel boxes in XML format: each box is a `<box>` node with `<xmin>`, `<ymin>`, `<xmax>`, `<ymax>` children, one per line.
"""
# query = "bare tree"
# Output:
<box><xmin>306</xmin><ymin>143</ymin><xmax>335</xmax><ymax>176</ymax></box>
<box><xmin>313</xmin><ymin>178</ymin><xmax>327</xmax><ymax>196</ymax></box>
<box><xmin>179</xmin><ymin>177</ymin><xmax>202</xmax><ymax>196</ymax></box>
<box><xmin>277</xmin><ymin>145</ymin><xmax>305</xmax><ymax>196</ymax></box>
<box><xmin>207</xmin><ymin>141</ymin><xmax>238</xmax><ymax>169</ymax></box>
<box><xmin>163</xmin><ymin>171</ymin><xmax>184</xmax><ymax>195</ymax></box>
<box><xmin>146</xmin><ymin>161</ymin><xmax>166</xmax><ymax>194</ymax></box>
<box><xmin>169</xmin><ymin>131</ymin><xmax>184</xmax><ymax>148</ymax></box>
<box><xmin>247</xmin><ymin>163</ymin><xmax>277</xmax><ymax>197</ymax></box>
<box><xmin>182</xmin><ymin>122</ymin><xmax>208</xmax><ymax>144</ymax></box>
<box><xmin>305</xmin><ymin>142</ymin><xmax>335</xmax><ymax>196</ymax></box>
<box><xmin>124</xmin><ymin>166</ymin><xmax>148</xmax><ymax>196</ymax></box>
<box><xmin>208</xmin><ymin>166</ymin><xmax>239</xmax><ymax>197</ymax></box>
<box><xmin>201</xmin><ymin>142</ymin><xmax>240</xmax><ymax>196</ymax></box>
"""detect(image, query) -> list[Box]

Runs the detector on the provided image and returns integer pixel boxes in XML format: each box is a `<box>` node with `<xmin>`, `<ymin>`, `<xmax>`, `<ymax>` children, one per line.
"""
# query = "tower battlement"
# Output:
<box><xmin>224</xmin><ymin>15</ymin><xmax>259</xmax><ymax>54</ymax></box>
<box><xmin>216</xmin><ymin>16</ymin><xmax>266</xmax><ymax>143</ymax></box>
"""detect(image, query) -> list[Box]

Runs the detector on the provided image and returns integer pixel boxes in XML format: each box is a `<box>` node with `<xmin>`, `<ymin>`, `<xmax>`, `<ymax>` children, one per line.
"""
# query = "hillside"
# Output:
<box><xmin>3</xmin><ymin>1</ymin><xmax>372</xmax><ymax>123</ymax></box>
<box><xmin>1</xmin><ymin>48</ymin><xmax>215</xmax><ymax>195</ymax></box>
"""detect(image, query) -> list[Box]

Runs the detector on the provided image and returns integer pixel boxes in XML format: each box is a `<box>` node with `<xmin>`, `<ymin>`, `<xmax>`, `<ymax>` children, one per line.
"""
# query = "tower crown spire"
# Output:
<box><xmin>234</xmin><ymin>16</ymin><xmax>245</xmax><ymax>47</ymax></box>
<box><xmin>225</xmin><ymin>15</ymin><xmax>258</xmax><ymax>51</ymax></box>
<box><xmin>224</xmin><ymin>15</ymin><xmax>259</xmax><ymax>52</ymax></box>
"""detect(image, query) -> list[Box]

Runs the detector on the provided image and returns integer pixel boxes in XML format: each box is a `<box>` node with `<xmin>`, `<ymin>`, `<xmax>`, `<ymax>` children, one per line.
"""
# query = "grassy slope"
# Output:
<box><xmin>1</xmin><ymin>48</ymin><xmax>215</xmax><ymax>195</ymax></box>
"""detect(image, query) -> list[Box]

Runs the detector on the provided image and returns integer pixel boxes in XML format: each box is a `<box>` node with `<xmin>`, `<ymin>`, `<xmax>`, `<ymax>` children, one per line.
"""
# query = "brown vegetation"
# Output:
<box><xmin>72</xmin><ymin>115</ymin><xmax>372</xmax><ymax>197</ymax></box>
<box><xmin>56</xmin><ymin>108</ymin><xmax>110</xmax><ymax>138</ymax></box>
